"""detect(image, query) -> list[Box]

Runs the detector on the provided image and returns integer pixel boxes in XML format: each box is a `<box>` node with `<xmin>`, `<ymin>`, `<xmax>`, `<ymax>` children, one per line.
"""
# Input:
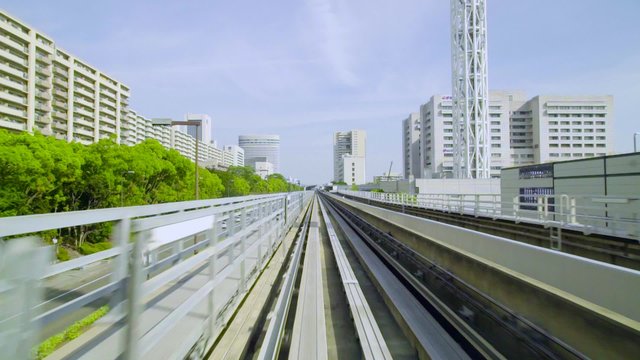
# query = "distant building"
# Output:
<box><xmin>417</xmin><ymin>92</ymin><xmax>614</xmax><ymax>179</ymax></box>
<box><xmin>239</xmin><ymin>134</ymin><xmax>280</xmax><ymax>173</ymax></box>
<box><xmin>0</xmin><ymin>10</ymin><xmax>130</xmax><ymax>144</ymax></box>
<box><xmin>0</xmin><ymin>10</ymin><xmax>225</xmax><ymax>166</ymax></box>
<box><xmin>341</xmin><ymin>155</ymin><xmax>366</xmax><ymax>185</ymax></box>
<box><xmin>255</xmin><ymin>161</ymin><xmax>274</xmax><ymax>179</ymax></box>
<box><xmin>402</xmin><ymin>112</ymin><xmax>421</xmax><ymax>180</ymax></box>
<box><xmin>333</xmin><ymin>130</ymin><xmax>366</xmax><ymax>184</ymax></box>
<box><xmin>222</xmin><ymin>145</ymin><xmax>244</xmax><ymax>167</ymax></box>
<box><xmin>373</xmin><ymin>172</ymin><xmax>403</xmax><ymax>183</ymax></box>
<box><xmin>179</xmin><ymin>114</ymin><xmax>212</xmax><ymax>144</ymax></box>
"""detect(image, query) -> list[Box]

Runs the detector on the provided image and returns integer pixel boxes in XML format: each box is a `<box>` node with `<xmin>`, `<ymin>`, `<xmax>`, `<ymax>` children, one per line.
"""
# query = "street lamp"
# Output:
<box><xmin>152</xmin><ymin>118</ymin><xmax>202</xmax><ymax>200</ymax></box>
<box><xmin>121</xmin><ymin>170</ymin><xmax>135</xmax><ymax>207</ymax></box>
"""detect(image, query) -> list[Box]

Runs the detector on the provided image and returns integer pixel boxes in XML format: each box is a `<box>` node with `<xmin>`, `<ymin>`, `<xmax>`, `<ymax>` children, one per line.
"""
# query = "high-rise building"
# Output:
<box><xmin>513</xmin><ymin>95</ymin><xmax>614</xmax><ymax>164</ymax></box>
<box><xmin>0</xmin><ymin>10</ymin><xmax>130</xmax><ymax>145</ymax></box>
<box><xmin>180</xmin><ymin>113</ymin><xmax>212</xmax><ymax>144</ymax></box>
<box><xmin>333</xmin><ymin>130</ymin><xmax>366</xmax><ymax>184</ymax></box>
<box><xmin>0</xmin><ymin>10</ymin><xmax>231</xmax><ymax>166</ymax></box>
<box><xmin>402</xmin><ymin>112</ymin><xmax>421</xmax><ymax>179</ymax></box>
<box><xmin>222</xmin><ymin>145</ymin><xmax>244</xmax><ymax>167</ymax></box>
<box><xmin>238</xmin><ymin>134</ymin><xmax>280</xmax><ymax>172</ymax></box>
<box><xmin>417</xmin><ymin>92</ymin><xmax>614</xmax><ymax>178</ymax></box>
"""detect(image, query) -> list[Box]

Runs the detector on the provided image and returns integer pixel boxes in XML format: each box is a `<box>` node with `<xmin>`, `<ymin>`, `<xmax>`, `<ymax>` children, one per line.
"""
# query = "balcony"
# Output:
<box><xmin>0</xmin><ymin>116</ymin><xmax>27</xmax><ymax>131</ymax></box>
<box><xmin>0</xmin><ymin>34</ymin><xmax>27</xmax><ymax>53</ymax></box>
<box><xmin>75</xmin><ymin>96</ymin><xmax>94</xmax><ymax>108</ymax></box>
<box><xmin>36</xmin><ymin>66</ymin><xmax>52</xmax><ymax>76</ymax></box>
<box><xmin>73</xmin><ymin>116</ymin><xmax>94</xmax><ymax>128</ymax></box>
<box><xmin>75</xmin><ymin>76</ymin><xmax>94</xmax><ymax>88</ymax></box>
<box><xmin>54</xmin><ymin>67</ymin><xmax>68</xmax><ymax>77</ymax></box>
<box><xmin>0</xmin><ymin>103</ymin><xmax>27</xmax><ymax>118</ymax></box>
<box><xmin>0</xmin><ymin>90</ymin><xmax>26</xmax><ymax>105</ymax></box>
<box><xmin>100</xmin><ymin>96</ymin><xmax>116</xmax><ymax>108</ymax></box>
<box><xmin>53</xmin><ymin>99</ymin><xmax>67</xmax><ymax>109</ymax></box>
<box><xmin>0</xmin><ymin>76</ymin><xmax>26</xmax><ymax>92</ymax></box>
<box><xmin>74</xmin><ymin>107</ymin><xmax>93</xmax><ymax>117</ymax></box>
<box><xmin>36</xmin><ymin>79</ymin><xmax>51</xmax><ymax>89</ymax></box>
<box><xmin>35</xmin><ymin>103</ymin><xmax>51</xmax><ymax>112</ymax></box>
<box><xmin>36</xmin><ymin>53</ymin><xmax>52</xmax><ymax>64</ymax></box>
<box><xmin>74</xmin><ymin>86</ymin><xmax>94</xmax><ymax>98</ymax></box>
<box><xmin>54</xmin><ymin>77</ymin><xmax>67</xmax><ymax>87</ymax></box>
<box><xmin>0</xmin><ymin>62</ymin><xmax>25</xmax><ymax>78</ymax></box>
<box><xmin>0</xmin><ymin>47</ymin><xmax>27</xmax><ymax>67</ymax></box>
<box><xmin>100</xmin><ymin>107</ymin><xmax>116</xmax><ymax>117</ymax></box>
<box><xmin>52</xmin><ymin>111</ymin><xmax>67</xmax><ymax>120</ymax></box>
<box><xmin>101</xmin><ymin>115</ymin><xmax>117</xmax><ymax>126</ymax></box>
<box><xmin>74</xmin><ymin>126</ymin><xmax>95</xmax><ymax>138</ymax></box>
<box><xmin>35</xmin><ymin>114</ymin><xmax>51</xmax><ymax>124</ymax></box>
<box><xmin>100</xmin><ymin>87</ymin><xmax>116</xmax><ymax>98</ymax></box>
<box><xmin>53</xmin><ymin>88</ymin><xmax>68</xmax><ymax>98</ymax></box>
<box><xmin>52</xmin><ymin>121</ymin><xmax>68</xmax><ymax>131</ymax></box>
<box><xmin>36</xmin><ymin>91</ymin><xmax>51</xmax><ymax>100</ymax></box>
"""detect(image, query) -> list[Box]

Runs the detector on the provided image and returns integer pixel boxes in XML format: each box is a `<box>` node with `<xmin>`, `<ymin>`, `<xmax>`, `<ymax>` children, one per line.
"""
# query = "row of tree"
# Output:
<box><xmin>0</xmin><ymin>130</ymin><xmax>301</xmax><ymax>250</ymax></box>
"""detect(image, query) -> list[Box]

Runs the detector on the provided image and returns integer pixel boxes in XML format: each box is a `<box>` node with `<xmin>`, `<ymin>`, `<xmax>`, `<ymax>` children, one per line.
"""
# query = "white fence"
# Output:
<box><xmin>0</xmin><ymin>191</ymin><xmax>312</xmax><ymax>360</ymax></box>
<box><xmin>338</xmin><ymin>190</ymin><xmax>640</xmax><ymax>243</ymax></box>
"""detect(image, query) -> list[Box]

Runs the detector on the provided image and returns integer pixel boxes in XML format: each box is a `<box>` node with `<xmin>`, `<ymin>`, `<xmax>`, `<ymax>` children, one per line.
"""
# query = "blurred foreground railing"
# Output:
<box><xmin>0</xmin><ymin>191</ymin><xmax>312</xmax><ymax>359</ymax></box>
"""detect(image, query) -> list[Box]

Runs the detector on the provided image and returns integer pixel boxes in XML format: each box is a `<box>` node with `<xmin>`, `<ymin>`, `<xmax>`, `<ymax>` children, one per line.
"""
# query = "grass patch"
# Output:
<box><xmin>33</xmin><ymin>305</ymin><xmax>109</xmax><ymax>359</ymax></box>
<box><xmin>78</xmin><ymin>241</ymin><xmax>112</xmax><ymax>255</ymax></box>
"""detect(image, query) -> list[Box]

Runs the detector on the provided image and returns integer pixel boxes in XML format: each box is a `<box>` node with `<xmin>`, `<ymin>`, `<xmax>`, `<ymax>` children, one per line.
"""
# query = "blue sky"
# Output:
<box><xmin>4</xmin><ymin>0</ymin><xmax>640</xmax><ymax>184</ymax></box>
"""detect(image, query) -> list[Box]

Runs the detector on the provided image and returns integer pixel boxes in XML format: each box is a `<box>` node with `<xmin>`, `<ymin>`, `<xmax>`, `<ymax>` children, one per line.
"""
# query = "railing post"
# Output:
<box><xmin>109</xmin><ymin>218</ymin><xmax>130</xmax><ymax>318</ymax></box>
<box><xmin>239</xmin><ymin>207</ymin><xmax>247</xmax><ymax>292</ymax></box>
<box><xmin>513</xmin><ymin>196</ymin><xmax>520</xmax><ymax>222</ymax></box>
<box><xmin>124</xmin><ymin>230</ymin><xmax>148</xmax><ymax>360</ymax></box>
<box><xmin>208</xmin><ymin>214</ymin><xmax>218</xmax><ymax>339</ymax></box>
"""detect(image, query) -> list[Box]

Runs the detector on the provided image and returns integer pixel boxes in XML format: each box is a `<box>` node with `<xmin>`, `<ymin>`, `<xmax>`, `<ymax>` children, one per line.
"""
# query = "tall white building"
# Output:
<box><xmin>0</xmin><ymin>10</ymin><xmax>130</xmax><ymax>145</ymax></box>
<box><xmin>180</xmin><ymin>113</ymin><xmax>212</xmax><ymax>145</ymax></box>
<box><xmin>222</xmin><ymin>145</ymin><xmax>244</xmax><ymax>167</ymax></box>
<box><xmin>0</xmin><ymin>10</ymin><xmax>229</xmax><ymax>167</ymax></box>
<box><xmin>402</xmin><ymin>112</ymin><xmax>421</xmax><ymax>179</ymax></box>
<box><xmin>514</xmin><ymin>95</ymin><xmax>614</xmax><ymax>164</ymax></box>
<box><xmin>333</xmin><ymin>130</ymin><xmax>366</xmax><ymax>184</ymax></box>
<box><xmin>417</xmin><ymin>92</ymin><xmax>614</xmax><ymax>178</ymax></box>
<box><xmin>238</xmin><ymin>134</ymin><xmax>280</xmax><ymax>173</ymax></box>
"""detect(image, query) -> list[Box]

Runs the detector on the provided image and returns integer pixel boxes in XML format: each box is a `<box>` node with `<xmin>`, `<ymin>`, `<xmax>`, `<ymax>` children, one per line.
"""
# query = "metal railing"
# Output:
<box><xmin>0</xmin><ymin>191</ymin><xmax>312</xmax><ymax>360</ymax></box>
<box><xmin>338</xmin><ymin>190</ymin><xmax>640</xmax><ymax>242</ymax></box>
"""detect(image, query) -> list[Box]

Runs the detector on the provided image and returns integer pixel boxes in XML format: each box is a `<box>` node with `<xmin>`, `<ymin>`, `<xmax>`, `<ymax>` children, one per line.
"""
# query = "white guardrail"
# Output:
<box><xmin>337</xmin><ymin>190</ymin><xmax>640</xmax><ymax>243</ymax></box>
<box><xmin>0</xmin><ymin>191</ymin><xmax>312</xmax><ymax>360</ymax></box>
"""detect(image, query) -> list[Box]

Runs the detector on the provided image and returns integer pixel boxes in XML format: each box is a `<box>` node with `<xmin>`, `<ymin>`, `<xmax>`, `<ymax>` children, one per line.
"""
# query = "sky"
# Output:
<box><xmin>4</xmin><ymin>0</ymin><xmax>640</xmax><ymax>185</ymax></box>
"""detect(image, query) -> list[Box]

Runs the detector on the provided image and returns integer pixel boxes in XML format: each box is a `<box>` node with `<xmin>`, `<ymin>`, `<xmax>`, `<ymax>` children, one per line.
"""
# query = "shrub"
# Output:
<box><xmin>33</xmin><ymin>306</ymin><xmax>109</xmax><ymax>359</ymax></box>
<box><xmin>57</xmin><ymin>246</ymin><xmax>70</xmax><ymax>261</ymax></box>
<box><xmin>78</xmin><ymin>241</ymin><xmax>112</xmax><ymax>255</ymax></box>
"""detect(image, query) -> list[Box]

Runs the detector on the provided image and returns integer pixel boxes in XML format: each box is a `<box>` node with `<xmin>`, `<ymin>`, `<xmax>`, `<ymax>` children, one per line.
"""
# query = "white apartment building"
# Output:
<box><xmin>417</xmin><ymin>91</ymin><xmax>614</xmax><ymax>178</ymax></box>
<box><xmin>239</xmin><ymin>134</ymin><xmax>280</xmax><ymax>173</ymax></box>
<box><xmin>340</xmin><ymin>155</ymin><xmax>366</xmax><ymax>185</ymax></box>
<box><xmin>222</xmin><ymin>145</ymin><xmax>244</xmax><ymax>167</ymax></box>
<box><xmin>333</xmin><ymin>130</ymin><xmax>366</xmax><ymax>183</ymax></box>
<box><xmin>514</xmin><ymin>95</ymin><xmax>614</xmax><ymax>164</ymax></box>
<box><xmin>402</xmin><ymin>112</ymin><xmax>421</xmax><ymax>179</ymax></box>
<box><xmin>180</xmin><ymin>113</ymin><xmax>212</xmax><ymax>145</ymax></box>
<box><xmin>0</xmin><ymin>10</ymin><xmax>229</xmax><ymax>167</ymax></box>
<box><xmin>0</xmin><ymin>11</ymin><xmax>131</xmax><ymax>145</ymax></box>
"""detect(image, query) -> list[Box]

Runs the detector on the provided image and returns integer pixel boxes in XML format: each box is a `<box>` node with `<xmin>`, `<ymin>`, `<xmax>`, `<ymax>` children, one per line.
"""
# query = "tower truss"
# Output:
<box><xmin>451</xmin><ymin>0</ymin><xmax>490</xmax><ymax>179</ymax></box>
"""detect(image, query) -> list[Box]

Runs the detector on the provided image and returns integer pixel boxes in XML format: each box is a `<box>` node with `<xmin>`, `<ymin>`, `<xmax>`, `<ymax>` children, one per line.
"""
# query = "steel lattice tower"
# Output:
<box><xmin>451</xmin><ymin>0</ymin><xmax>490</xmax><ymax>179</ymax></box>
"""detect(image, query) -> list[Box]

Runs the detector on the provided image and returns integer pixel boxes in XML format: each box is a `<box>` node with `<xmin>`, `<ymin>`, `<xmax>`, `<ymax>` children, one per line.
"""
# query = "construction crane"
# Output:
<box><xmin>386</xmin><ymin>161</ymin><xmax>393</xmax><ymax>181</ymax></box>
